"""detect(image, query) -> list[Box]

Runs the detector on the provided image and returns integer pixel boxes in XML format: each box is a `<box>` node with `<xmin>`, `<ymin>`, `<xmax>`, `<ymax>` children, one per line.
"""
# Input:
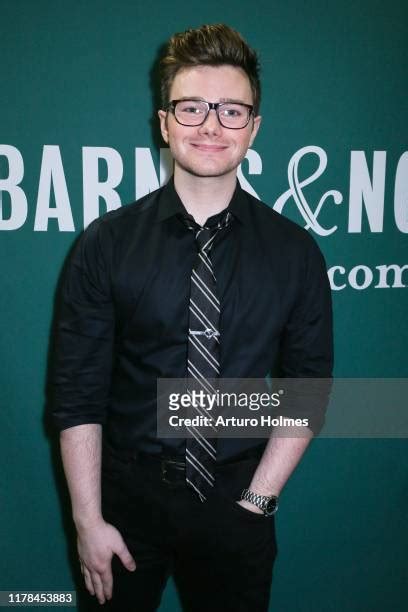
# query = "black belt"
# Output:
<box><xmin>104</xmin><ymin>442</ymin><xmax>264</xmax><ymax>465</ymax></box>
<box><xmin>104</xmin><ymin>442</ymin><xmax>264</xmax><ymax>485</ymax></box>
<box><xmin>137</xmin><ymin>454</ymin><xmax>186</xmax><ymax>485</ymax></box>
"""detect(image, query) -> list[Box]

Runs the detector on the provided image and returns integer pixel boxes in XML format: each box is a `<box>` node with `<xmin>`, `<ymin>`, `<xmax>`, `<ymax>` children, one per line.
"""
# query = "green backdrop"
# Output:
<box><xmin>1</xmin><ymin>1</ymin><xmax>407</xmax><ymax>610</ymax></box>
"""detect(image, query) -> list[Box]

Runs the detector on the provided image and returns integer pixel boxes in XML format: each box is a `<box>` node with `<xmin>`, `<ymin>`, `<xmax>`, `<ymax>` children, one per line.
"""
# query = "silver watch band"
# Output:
<box><xmin>240</xmin><ymin>488</ymin><xmax>279</xmax><ymax>516</ymax></box>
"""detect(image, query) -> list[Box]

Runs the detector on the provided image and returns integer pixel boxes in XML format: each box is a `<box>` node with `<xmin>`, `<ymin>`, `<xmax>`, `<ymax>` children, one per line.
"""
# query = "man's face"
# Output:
<box><xmin>158</xmin><ymin>65</ymin><xmax>261</xmax><ymax>180</ymax></box>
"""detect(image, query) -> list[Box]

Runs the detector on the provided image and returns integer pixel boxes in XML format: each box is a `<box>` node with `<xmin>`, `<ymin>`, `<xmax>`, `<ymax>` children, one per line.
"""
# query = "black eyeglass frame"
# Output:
<box><xmin>167</xmin><ymin>99</ymin><xmax>255</xmax><ymax>129</ymax></box>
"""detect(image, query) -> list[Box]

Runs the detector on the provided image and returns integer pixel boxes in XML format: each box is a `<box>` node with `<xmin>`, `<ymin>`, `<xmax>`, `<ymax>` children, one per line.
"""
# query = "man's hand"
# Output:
<box><xmin>59</xmin><ymin>426</ymin><xmax>136</xmax><ymax>604</ymax></box>
<box><xmin>77</xmin><ymin>518</ymin><xmax>136</xmax><ymax>605</ymax></box>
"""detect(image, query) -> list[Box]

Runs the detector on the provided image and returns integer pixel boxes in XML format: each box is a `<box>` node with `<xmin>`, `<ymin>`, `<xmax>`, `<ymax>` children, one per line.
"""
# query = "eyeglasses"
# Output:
<box><xmin>168</xmin><ymin>99</ymin><xmax>254</xmax><ymax>129</ymax></box>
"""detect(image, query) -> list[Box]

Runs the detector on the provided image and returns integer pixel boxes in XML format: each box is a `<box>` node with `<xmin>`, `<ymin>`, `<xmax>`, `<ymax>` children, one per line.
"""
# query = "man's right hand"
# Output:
<box><xmin>76</xmin><ymin>519</ymin><xmax>136</xmax><ymax>605</ymax></box>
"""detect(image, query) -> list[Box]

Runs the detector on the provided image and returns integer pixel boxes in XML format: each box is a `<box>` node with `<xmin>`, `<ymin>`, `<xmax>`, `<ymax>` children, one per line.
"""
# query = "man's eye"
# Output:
<box><xmin>221</xmin><ymin>107</ymin><xmax>242</xmax><ymax>117</ymax></box>
<box><xmin>180</xmin><ymin>105</ymin><xmax>202</xmax><ymax>114</ymax></box>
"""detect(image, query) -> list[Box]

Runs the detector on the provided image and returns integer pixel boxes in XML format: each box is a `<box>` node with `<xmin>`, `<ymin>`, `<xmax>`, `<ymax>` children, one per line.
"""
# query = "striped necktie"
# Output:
<box><xmin>184</xmin><ymin>210</ymin><xmax>232</xmax><ymax>501</ymax></box>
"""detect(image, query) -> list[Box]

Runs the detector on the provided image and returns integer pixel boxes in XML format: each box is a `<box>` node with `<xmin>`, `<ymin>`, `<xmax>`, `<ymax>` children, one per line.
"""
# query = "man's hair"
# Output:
<box><xmin>160</xmin><ymin>23</ymin><xmax>261</xmax><ymax>115</ymax></box>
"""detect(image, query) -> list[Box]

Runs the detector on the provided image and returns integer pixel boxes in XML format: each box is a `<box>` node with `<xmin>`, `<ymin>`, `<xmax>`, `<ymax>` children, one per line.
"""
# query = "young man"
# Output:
<box><xmin>52</xmin><ymin>24</ymin><xmax>333</xmax><ymax>612</ymax></box>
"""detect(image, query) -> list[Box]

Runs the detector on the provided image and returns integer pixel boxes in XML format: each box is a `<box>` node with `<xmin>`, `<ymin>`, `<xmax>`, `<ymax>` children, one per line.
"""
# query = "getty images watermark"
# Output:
<box><xmin>157</xmin><ymin>378</ymin><xmax>330</xmax><ymax>438</ymax></box>
<box><xmin>167</xmin><ymin>388</ymin><xmax>309</xmax><ymax>430</ymax></box>
<box><xmin>157</xmin><ymin>378</ymin><xmax>408</xmax><ymax>438</ymax></box>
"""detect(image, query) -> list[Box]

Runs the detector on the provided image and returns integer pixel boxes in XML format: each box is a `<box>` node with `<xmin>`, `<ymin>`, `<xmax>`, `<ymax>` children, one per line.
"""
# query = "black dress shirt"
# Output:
<box><xmin>51</xmin><ymin>178</ymin><xmax>333</xmax><ymax>460</ymax></box>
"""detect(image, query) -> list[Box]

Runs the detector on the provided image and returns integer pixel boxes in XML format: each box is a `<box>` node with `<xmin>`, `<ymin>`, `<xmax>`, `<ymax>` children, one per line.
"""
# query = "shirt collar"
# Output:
<box><xmin>156</xmin><ymin>176</ymin><xmax>251</xmax><ymax>225</ymax></box>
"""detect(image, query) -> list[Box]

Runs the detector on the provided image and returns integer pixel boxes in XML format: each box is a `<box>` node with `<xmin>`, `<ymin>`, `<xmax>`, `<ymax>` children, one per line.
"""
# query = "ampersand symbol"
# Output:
<box><xmin>273</xmin><ymin>146</ymin><xmax>343</xmax><ymax>236</ymax></box>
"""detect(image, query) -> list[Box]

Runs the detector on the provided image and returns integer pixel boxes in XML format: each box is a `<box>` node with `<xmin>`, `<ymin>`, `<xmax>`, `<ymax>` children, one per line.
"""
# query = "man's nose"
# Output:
<box><xmin>198</xmin><ymin>109</ymin><xmax>221</xmax><ymax>134</ymax></box>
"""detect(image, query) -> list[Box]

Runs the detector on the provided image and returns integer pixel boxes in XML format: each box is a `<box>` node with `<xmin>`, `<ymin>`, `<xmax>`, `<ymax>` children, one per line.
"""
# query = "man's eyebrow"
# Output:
<box><xmin>219</xmin><ymin>97</ymin><xmax>247</xmax><ymax>104</ymax></box>
<box><xmin>175</xmin><ymin>96</ymin><xmax>205</xmax><ymax>101</ymax></box>
<box><xmin>174</xmin><ymin>97</ymin><xmax>248</xmax><ymax>104</ymax></box>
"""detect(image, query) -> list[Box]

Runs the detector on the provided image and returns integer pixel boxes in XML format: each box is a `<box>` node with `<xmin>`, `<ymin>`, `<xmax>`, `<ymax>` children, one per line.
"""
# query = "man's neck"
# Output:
<box><xmin>173</xmin><ymin>168</ymin><xmax>237</xmax><ymax>226</ymax></box>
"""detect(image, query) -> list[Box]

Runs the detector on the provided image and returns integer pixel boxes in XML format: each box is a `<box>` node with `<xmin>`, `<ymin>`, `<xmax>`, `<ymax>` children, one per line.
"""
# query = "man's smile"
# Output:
<box><xmin>189</xmin><ymin>142</ymin><xmax>229</xmax><ymax>152</ymax></box>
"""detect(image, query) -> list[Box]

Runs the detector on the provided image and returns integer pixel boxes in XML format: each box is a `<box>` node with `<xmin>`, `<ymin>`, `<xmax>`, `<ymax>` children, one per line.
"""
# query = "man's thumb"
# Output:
<box><xmin>116</xmin><ymin>544</ymin><xmax>137</xmax><ymax>571</ymax></box>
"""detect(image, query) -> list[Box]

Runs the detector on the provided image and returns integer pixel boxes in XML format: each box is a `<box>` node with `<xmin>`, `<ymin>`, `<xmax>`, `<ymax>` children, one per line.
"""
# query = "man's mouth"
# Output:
<box><xmin>190</xmin><ymin>143</ymin><xmax>228</xmax><ymax>152</ymax></box>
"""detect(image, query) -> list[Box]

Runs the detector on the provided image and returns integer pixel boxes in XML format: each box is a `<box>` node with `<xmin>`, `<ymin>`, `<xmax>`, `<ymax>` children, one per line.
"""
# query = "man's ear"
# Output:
<box><xmin>249</xmin><ymin>115</ymin><xmax>262</xmax><ymax>148</ymax></box>
<box><xmin>158</xmin><ymin>110</ymin><xmax>169</xmax><ymax>144</ymax></box>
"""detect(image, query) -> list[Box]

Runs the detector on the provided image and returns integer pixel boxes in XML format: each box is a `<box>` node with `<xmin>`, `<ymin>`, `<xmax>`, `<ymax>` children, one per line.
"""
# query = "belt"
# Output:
<box><xmin>136</xmin><ymin>453</ymin><xmax>186</xmax><ymax>485</ymax></box>
<box><xmin>104</xmin><ymin>443</ymin><xmax>265</xmax><ymax>485</ymax></box>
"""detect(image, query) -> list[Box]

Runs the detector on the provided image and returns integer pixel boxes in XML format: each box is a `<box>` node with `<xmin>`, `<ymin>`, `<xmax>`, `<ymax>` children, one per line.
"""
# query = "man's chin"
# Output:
<box><xmin>175</xmin><ymin>161</ymin><xmax>238</xmax><ymax>180</ymax></box>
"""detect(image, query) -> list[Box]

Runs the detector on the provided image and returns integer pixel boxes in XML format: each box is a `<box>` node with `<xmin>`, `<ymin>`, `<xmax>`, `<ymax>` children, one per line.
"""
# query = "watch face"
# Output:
<box><xmin>265</xmin><ymin>497</ymin><xmax>278</xmax><ymax>516</ymax></box>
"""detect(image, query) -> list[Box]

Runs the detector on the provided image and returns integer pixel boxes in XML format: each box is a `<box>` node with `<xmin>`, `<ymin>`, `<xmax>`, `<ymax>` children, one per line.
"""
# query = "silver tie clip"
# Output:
<box><xmin>189</xmin><ymin>329</ymin><xmax>220</xmax><ymax>339</ymax></box>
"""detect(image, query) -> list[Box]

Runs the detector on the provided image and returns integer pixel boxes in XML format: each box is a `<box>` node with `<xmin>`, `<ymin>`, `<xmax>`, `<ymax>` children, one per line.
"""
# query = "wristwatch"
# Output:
<box><xmin>240</xmin><ymin>488</ymin><xmax>279</xmax><ymax>516</ymax></box>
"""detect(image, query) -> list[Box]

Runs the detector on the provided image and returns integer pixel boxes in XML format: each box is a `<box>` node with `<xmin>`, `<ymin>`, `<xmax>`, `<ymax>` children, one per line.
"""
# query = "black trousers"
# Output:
<box><xmin>82</xmin><ymin>445</ymin><xmax>277</xmax><ymax>612</ymax></box>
